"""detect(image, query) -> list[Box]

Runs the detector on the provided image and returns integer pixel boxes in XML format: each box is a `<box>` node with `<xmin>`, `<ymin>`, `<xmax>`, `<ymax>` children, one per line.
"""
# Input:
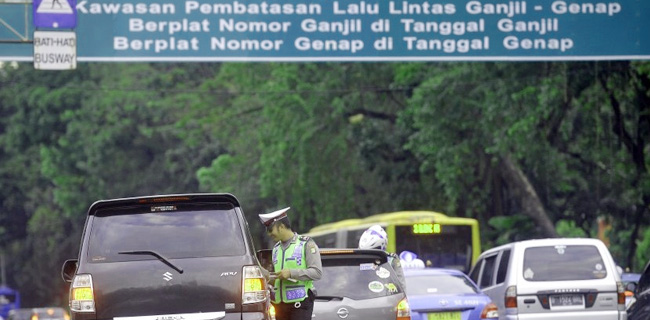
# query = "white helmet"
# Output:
<box><xmin>358</xmin><ymin>225</ymin><xmax>387</xmax><ymax>250</ymax></box>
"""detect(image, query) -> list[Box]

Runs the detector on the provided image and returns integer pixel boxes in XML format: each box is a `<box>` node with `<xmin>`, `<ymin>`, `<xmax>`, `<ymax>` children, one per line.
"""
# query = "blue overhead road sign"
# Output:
<box><xmin>33</xmin><ymin>0</ymin><xmax>77</xmax><ymax>29</ymax></box>
<box><xmin>3</xmin><ymin>0</ymin><xmax>649</xmax><ymax>62</ymax></box>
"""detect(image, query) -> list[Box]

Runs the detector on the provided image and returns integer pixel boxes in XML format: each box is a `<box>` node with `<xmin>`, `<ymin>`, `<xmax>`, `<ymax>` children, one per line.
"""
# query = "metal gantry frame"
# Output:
<box><xmin>0</xmin><ymin>0</ymin><xmax>33</xmax><ymax>43</ymax></box>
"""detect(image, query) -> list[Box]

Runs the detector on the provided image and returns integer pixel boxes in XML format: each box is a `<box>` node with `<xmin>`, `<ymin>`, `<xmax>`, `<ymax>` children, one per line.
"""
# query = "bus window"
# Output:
<box><xmin>346</xmin><ymin>229</ymin><xmax>367</xmax><ymax>248</ymax></box>
<box><xmin>395</xmin><ymin>225</ymin><xmax>473</xmax><ymax>272</ymax></box>
<box><xmin>312</xmin><ymin>233</ymin><xmax>336</xmax><ymax>248</ymax></box>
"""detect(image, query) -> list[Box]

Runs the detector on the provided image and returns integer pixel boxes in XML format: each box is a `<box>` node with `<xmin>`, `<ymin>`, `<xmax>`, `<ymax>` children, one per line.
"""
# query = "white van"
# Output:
<box><xmin>469</xmin><ymin>238</ymin><xmax>626</xmax><ymax>320</ymax></box>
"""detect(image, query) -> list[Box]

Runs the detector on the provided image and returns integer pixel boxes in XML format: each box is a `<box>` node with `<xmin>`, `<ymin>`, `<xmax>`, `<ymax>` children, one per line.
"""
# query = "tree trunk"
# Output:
<box><xmin>500</xmin><ymin>155</ymin><xmax>558</xmax><ymax>238</ymax></box>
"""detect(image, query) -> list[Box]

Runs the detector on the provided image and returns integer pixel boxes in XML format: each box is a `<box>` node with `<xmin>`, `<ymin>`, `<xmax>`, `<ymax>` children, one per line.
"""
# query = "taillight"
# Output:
<box><xmin>70</xmin><ymin>274</ymin><xmax>95</xmax><ymax>313</ymax></box>
<box><xmin>31</xmin><ymin>315</ymin><xmax>38</xmax><ymax>320</ymax></box>
<box><xmin>617</xmin><ymin>281</ymin><xmax>625</xmax><ymax>305</ymax></box>
<box><xmin>268</xmin><ymin>304</ymin><xmax>276</xmax><ymax>320</ymax></box>
<box><xmin>396</xmin><ymin>298</ymin><xmax>411</xmax><ymax>320</ymax></box>
<box><xmin>480</xmin><ymin>302</ymin><xmax>499</xmax><ymax>319</ymax></box>
<box><xmin>242</xmin><ymin>266</ymin><xmax>267</xmax><ymax>304</ymax></box>
<box><xmin>505</xmin><ymin>286</ymin><xmax>517</xmax><ymax>309</ymax></box>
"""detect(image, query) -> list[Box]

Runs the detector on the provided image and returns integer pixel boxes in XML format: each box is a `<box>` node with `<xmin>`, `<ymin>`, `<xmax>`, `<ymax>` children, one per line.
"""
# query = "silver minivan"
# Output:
<box><xmin>469</xmin><ymin>238</ymin><xmax>626</xmax><ymax>320</ymax></box>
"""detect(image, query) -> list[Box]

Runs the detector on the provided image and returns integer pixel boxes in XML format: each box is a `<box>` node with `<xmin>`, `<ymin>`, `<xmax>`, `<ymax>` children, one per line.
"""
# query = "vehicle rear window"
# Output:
<box><xmin>87</xmin><ymin>203</ymin><xmax>246</xmax><ymax>262</ymax></box>
<box><xmin>405</xmin><ymin>274</ymin><xmax>479</xmax><ymax>296</ymax></box>
<box><xmin>480</xmin><ymin>255</ymin><xmax>497</xmax><ymax>288</ymax></box>
<box><xmin>523</xmin><ymin>245</ymin><xmax>607</xmax><ymax>281</ymax></box>
<box><xmin>496</xmin><ymin>250</ymin><xmax>510</xmax><ymax>284</ymax></box>
<box><xmin>318</xmin><ymin>257</ymin><xmax>403</xmax><ymax>300</ymax></box>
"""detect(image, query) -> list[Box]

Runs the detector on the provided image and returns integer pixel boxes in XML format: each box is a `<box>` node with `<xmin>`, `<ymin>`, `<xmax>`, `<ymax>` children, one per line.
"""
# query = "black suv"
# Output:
<box><xmin>628</xmin><ymin>260</ymin><xmax>650</xmax><ymax>319</ymax></box>
<box><xmin>61</xmin><ymin>194</ymin><xmax>270</xmax><ymax>320</ymax></box>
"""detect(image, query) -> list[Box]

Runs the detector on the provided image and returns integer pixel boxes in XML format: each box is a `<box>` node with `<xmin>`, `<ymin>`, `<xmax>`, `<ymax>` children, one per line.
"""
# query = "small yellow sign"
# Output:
<box><xmin>412</xmin><ymin>223</ymin><xmax>441</xmax><ymax>234</ymax></box>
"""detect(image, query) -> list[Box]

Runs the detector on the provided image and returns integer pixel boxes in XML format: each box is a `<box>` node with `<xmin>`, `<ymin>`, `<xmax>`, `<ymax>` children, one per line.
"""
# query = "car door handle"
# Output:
<box><xmin>524</xmin><ymin>299</ymin><xmax>536</xmax><ymax>304</ymax></box>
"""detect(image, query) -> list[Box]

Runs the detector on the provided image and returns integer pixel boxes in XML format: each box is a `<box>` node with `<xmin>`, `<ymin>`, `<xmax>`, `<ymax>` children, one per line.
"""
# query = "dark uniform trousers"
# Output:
<box><xmin>272</xmin><ymin>290</ymin><xmax>315</xmax><ymax>320</ymax></box>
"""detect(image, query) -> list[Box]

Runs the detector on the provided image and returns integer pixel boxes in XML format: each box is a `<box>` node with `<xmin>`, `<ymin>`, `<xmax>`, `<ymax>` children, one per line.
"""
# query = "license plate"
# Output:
<box><xmin>427</xmin><ymin>312</ymin><xmax>461</xmax><ymax>320</ymax></box>
<box><xmin>550</xmin><ymin>294</ymin><xmax>584</xmax><ymax>307</ymax></box>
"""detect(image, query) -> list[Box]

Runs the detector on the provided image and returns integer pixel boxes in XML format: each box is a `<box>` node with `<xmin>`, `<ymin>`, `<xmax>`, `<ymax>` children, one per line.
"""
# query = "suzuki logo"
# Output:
<box><xmin>163</xmin><ymin>272</ymin><xmax>173</xmax><ymax>281</ymax></box>
<box><xmin>336</xmin><ymin>308</ymin><xmax>349</xmax><ymax>319</ymax></box>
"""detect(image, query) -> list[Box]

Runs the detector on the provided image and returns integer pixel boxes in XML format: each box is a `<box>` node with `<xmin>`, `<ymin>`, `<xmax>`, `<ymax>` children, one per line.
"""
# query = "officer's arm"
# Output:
<box><xmin>260</xmin><ymin>266</ymin><xmax>271</xmax><ymax>281</ymax></box>
<box><xmin>289</xmin><ymin>239</ymin><xmax>323</xmax><ymax>281</ymax></box>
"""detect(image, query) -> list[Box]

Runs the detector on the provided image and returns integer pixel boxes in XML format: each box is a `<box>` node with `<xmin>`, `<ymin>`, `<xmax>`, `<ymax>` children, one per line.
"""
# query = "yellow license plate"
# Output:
<box><xmin>427</xmin><ymin>312</ymin><xmax>461</xmax><ymax>320</ymax></box>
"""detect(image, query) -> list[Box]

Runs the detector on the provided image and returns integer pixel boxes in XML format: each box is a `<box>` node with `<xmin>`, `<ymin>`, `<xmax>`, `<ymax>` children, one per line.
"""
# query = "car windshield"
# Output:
<box><xmin>318</xmin><ymin>257</ymin><xmax>403</xmax><ymax>300</ymax></box>
<box><xmin>523</xmin><ymin>245</ymin><xmax>607</xmax><ymax>281</ymax></box>
<box><xmin>87</xmin><ymin>203</ymin><xmax>246</xmax><ymax>262</ymax></box>
<box><xmin>405</xmin><ymin>273</ymin><xmax>479</xmax><ymax>295</ymax></box>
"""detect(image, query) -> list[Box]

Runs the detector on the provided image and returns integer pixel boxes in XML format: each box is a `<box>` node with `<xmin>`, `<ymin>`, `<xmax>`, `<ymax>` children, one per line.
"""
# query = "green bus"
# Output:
<box><xmin>305</xmin><ymin>211</ymin><xmax>481</xmax><ymax>273</ymax></box>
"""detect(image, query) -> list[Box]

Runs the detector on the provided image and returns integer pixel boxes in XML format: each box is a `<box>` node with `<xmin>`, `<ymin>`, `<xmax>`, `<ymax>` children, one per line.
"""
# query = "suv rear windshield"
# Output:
<box><xmin>87</xmin><ymin>203</ymin><xmax>245</xmax><ymax>262</ymax></box>
<box><xmin>318</xmin><ymin>257</ymin><xmax>403</xmax><ymax>300</ymax></box>
<box><xmin>523</xmin><ymin>245</ymin><xmax>607</xmax><ymax>281</ymax></box>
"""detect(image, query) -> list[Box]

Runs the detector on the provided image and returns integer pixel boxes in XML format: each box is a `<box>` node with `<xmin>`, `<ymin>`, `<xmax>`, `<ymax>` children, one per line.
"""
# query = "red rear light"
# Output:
<box><xmin>505</xmin><ymin>286</ymin><xmax>517</xmax><ymax>309</ymax></box>
<box><xmin>617</xmin><ymin>282</ymin><xmax>625</xmax><ymax>305</ymax></box>
<box><xmin>70</xmin><ymin>274</ymin><xmax>95</xmax><ymax>313</ymax></box>
<box><xmin>585</xmin><ymin>292</ymin><xmax>598</xmax><ymax>308</ymax></box>
<box><xmin>480</xmin><ymin>302</ymin><xmax>499</xmax><ymax>319</ymax></box>
<box><xmin>396</xmin><ymin>298</ymin><xmax>411</xmax><ymax>320</ymax></box>
<box><xmin>242</xmin><ymin>265</ymin><xmax>267</xmax><ymax>304</ymax></box>
<box><xmin>138</xmin><ymin>196</ymin><xmax>190</xmax><ymax>203</ymax></box>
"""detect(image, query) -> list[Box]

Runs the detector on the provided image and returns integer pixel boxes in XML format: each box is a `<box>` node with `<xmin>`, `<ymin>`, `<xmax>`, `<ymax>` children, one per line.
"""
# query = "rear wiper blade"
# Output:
<box><xmin>314</xmin><ymin>295</ymin><xmax>344</xmax><ymax>301</ymax></box>
<box><xmin>118</xmin><ymin>250</ymin><xmax>184</xmax><ymax>274</ymax></box>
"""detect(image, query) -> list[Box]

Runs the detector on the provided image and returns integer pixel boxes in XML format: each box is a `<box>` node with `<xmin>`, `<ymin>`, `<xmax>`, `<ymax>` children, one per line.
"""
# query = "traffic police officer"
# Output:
<box><xmin>259</xmin><ymin>207</ymin><xmax>322</xmax><ymax>320</ymax></box>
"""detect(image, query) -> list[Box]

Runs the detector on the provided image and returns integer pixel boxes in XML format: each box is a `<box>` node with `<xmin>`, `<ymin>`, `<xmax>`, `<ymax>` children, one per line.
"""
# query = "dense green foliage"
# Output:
<box><xmin>1</xmin><ymin>61</ymin><xmax>648</xmax><ymax>306</ymax></box>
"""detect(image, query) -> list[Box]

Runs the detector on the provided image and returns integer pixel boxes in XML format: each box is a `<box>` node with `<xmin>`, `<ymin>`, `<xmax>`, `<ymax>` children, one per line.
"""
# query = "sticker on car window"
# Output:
<box><xmin>385</xmin><ymin>282</ymin><xmax>398</xmax><ymax>293</ymax></box>
<box><xmin>554</xmin><ymin>245</ymin><xmax>566</xmax><ymax>254</ymax></box>
<box><xmin>360</xmin><ymin>263</ymin><xmax>376</xmax><ymax>271</ymax></box>
<box><xmin>368</xmin><ymin>281</ymin><xmax>384</xmax><ymax>293</ymax></box>
<box><xmin>376</xmin><ymin>267</ymin><xmax>390</xmax><ymax>279</ymax></box>
<box><xmin>593</xmin><ymin>263</ymin><xmax>606</xmax><ymax>278</ymax></box>
<box><xmin>524</xmin><ymin>268</ymin><xmax>535</xmax><ymax>279</ymax></box>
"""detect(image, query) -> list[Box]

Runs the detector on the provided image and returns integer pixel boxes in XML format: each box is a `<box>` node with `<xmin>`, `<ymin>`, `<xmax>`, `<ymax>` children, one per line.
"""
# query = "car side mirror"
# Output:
<box><xmin>61</xmin><ymin>259</ymin><xmax>78</xmax><ymax>283</ymax></box>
